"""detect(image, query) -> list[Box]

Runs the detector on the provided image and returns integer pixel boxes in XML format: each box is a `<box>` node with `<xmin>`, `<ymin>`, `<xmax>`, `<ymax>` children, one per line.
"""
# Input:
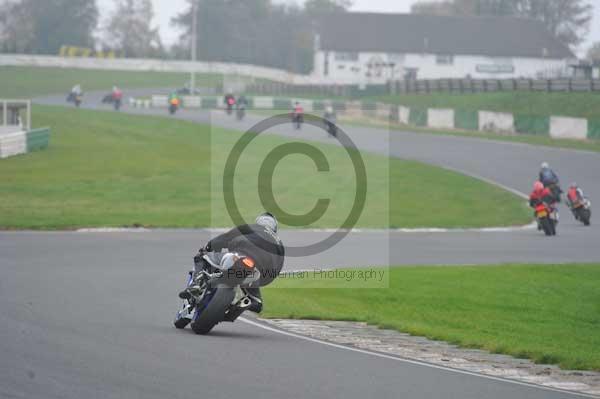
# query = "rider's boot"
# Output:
<box><xmin>178</xmin><ymin>271</ymin><xmax>201</xmax><ymax>299</ymax></box>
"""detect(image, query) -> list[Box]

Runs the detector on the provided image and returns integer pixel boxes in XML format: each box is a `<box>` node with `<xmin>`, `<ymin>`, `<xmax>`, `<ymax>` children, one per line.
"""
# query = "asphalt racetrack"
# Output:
<box><xmin>0</xmin><ymin>91</ymin><xmax>598</xmax><ymax>399</ymax></box>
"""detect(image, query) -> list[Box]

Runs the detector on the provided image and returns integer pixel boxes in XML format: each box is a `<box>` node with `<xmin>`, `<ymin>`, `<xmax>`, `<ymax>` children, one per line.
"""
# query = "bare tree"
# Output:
<box><xmin>305</xmin><ymin>0</ymin><xmax>352</xmax><ymax>16</ymax></box>
<box><xmin>411</xmin><ymin>1</ymin><xmax>456</xmax><ymax>15</ymax></box>
<box><xmin>587</xmin><ymin>42</ymin><xmax>600</xmax><ymax>62</ymax></box>
<box><xmin>411</xmin><ymin>0</ymin><xmax>591</xmax><ymax>48</ymax></box>
<box><xmin>519</xmin><ymin>0</ymin><xmax>592</xmax><ymax>48</ymax></box>
<box><xmin>104</xmin><ymin>0</ymin><xmax>163</xmax><ymax>58</ymax></box>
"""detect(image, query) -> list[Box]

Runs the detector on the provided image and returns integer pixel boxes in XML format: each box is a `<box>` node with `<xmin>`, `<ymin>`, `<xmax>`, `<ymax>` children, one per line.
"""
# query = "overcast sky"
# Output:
<box><xmin>97</xmin><ymin>0</ymin><xmax>600</xmax><ymax>54</ymax></box>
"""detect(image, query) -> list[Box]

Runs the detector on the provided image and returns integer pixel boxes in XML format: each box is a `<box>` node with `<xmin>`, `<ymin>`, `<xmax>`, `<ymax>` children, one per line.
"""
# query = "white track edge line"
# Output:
<box><xmin>239</xmin><ymin>317</ymin><xmax>597</xmax><ymax>398</ymax></box>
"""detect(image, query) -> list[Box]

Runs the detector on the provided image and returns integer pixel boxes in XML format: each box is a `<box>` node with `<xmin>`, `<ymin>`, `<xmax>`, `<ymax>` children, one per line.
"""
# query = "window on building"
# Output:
<box><xmin>334</xmin><ymin>52</ymin><xmax>359</xmax><ymax>62</ymax></box>
<box><xmin>436</xmin><ymin>54</ymin><xmax>454</xmax><ymax>65</ymax></box>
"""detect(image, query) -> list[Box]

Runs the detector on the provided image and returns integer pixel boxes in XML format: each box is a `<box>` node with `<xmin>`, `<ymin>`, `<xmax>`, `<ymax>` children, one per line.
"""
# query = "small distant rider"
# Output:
<box><xmin>111</xmin><ymin>86</ymin><xmax>123</xmax><ymax>102</ymax></box>
<box><xmin>566</xmin><ymin>183</ymin><xmax>588</xmax><ymax>219</ymax></box>
<box><xmin>292</xmin><ymin>101</ymin><xmax>304</xmax><ymax>129</ymax></box>
<box><xmin>168</xmin><ymin>91</ymin><xmax>180</xmax><ymax>105</ymax></box>
<box><xmin>71</xmin><ymin>84</ymin><xmax>82</xmax><ymax>96</ymax></box>
<box><xmin>538</xmin><ymin>162</ymin><xmax>562</xmax><ymax>202</ymax></box>
<box><xmin>68</xmin><ymin>84</ymin><xmax>83</xmax><ymax>102</ymax></box>
<box><xmin>236</xmin><ymin>95</ymin><xmax>248</xmax><ymax>110</ymax></box>
<box><xmin>111</xmin><ymin>86</ymin><xmax>123</xmax><ymax>109</ymax></box>
<box><xmin>323</xmin><ymin>105</ymin><xmax>337</xmax><ymax>137</ymax></box>
<box><xmin>529</xmin><ymin>181</ymin><xmax>554</xmax><ymax>209</ymax></box>
<box><xmin>224</xmin><ymin>91</ymin><xmax>236</xmax><ymax>114</ymax></box>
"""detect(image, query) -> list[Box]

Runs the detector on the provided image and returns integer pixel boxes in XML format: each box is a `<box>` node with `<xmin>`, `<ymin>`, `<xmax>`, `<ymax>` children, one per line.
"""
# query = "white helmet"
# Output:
<box><xmin>256</xmin><ymin>212</ymin><xmax>278</xmax><ymax>233</ymax></box>
<box><xmin>541</xmin><ymin>162</ymin><xmax>549</xmax><ymax>169</ymax></box>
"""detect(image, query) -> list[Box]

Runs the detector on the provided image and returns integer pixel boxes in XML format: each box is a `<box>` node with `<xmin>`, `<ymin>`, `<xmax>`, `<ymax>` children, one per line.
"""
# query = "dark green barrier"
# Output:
<box><xmin>454</xmin><ymin>110</ymin><xmax>479</xmax><ymax>130</ymax></box>
<box><xmin>588</xmin><ymin>119</ymin><xmax>600</xmax><ymax>139</ymax></box>
<box><xmin>201</xmin><ymin>97</ymin><xmax>218</xmax><ymax>108</ymax></box>
<box><xmin>273</xmin><ymin>98</ymin><xmax>292</xmax><ymax>110</ymax></box>
<box><xmin>26</xmin><ymin>127</ymin><xmax>50</xmax><ymax>152</ymax></box>
<box><xmin>409</xmin><ymin>107</ymin><xmax>427</xmax><ymax>127</ymax></box>
<box><xmin>514</xmin><ymin>114</ymin><xmax>550</xmax><ymax>136</ymax></box>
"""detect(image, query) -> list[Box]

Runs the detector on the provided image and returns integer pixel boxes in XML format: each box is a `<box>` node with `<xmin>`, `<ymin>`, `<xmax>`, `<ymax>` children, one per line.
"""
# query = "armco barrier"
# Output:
<box><xmin>550</xmin><ymin>117</ymin><xmax>588</xmax><ymax>140</ymax></box>
<box><xmin>0</xmin><ymin>131</ymin><xmax>26</xmax><ymax>158</ymax></box>
<box><xmin>514</xmin><ymin>115</ymin><xmax>549</xmax><ymax>136</ymax></box>
<box><xmin>202</xmin><ymin>97</ymin><xmax>218</xmax><ymax>109</ymax></box>
<box><xmin>589</xmin><ymin>119</ymin><xmax>600</xmax><ymax>139</ymax></box>
<box><xmin>427</xmin><ymin>108</ymin><xmax>454</xmax><ymax>129</ymax></box>
<box><xmin>409</xmin><ymin>107</ymin><xmax>428</xmax><ymax>127</ymax></box>
<box><xmin>144</xmin><ymin>92</ymin><xmax>599</xmax><ymax>141</ymax></box>
<box><xmin>376</xmin><ymin>103</ymin><xmax>392</xmax><ymax>120</ymax></box>
<box><xmin>26</xmin><ymin>127</ymin><xmax>51</xmax><ymax>152</ymax></box>
<box><xmin>182</xmin><ymin>96</ymin><xmax>201</xmax><ymax>108</ymax></box>
<box><xmin>454</xmin><ymin>109</ymin><xmax>478</xmax><ymax>131</ymax></box>
<box><xmin>398</xmin><ymin>106</ymin><xmax>411</xmax><ymax>124</ymax></box>
<box><xmin>152</xmin><ymin>95</ymin><xmax>168</xmax><ymax>107</ymax></box>
<box><xmin>253</xmin><ymin>97</ymin><xmax>274</xmax><ymax>109</ymax></box>
<box><xmin>479</xmin><ymin>111</ymin><xmax>514</xmax><ymax>133</ymax></box>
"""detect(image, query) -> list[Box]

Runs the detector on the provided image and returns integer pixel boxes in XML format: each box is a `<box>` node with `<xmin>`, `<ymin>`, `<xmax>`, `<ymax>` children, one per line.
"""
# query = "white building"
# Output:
<box><xmin>312</xmin><ymin>13</ymin><xmax>575</xmax><ymax>84</ymax></box>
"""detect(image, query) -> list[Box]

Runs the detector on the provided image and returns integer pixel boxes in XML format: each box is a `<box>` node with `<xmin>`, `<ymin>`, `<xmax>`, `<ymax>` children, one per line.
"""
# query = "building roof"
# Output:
<box><xmin>317</xmin><ymin>12</ymin><xmax>574</xmax><ymax>59</ymax></box>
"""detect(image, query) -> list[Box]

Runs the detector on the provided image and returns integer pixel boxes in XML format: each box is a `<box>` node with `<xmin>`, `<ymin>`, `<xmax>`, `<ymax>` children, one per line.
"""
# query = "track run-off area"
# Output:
<box><xmin>0</xmin><ymin>90</ymin><xmax>599</xmax><ymax>399</ymax></box>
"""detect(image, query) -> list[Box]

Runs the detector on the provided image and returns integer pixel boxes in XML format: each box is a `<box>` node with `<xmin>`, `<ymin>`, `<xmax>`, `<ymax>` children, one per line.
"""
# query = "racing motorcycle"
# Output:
<box><xmin>174</xmin><ymin>252</ymin><xmax>259</xmax><ymax>335</ymax></box>
<box><xmin>225</xmin><ymin>97</ymin><xmax>236</xmax><ymax>115</ymax></box>
<box><xmin>535</xmin><ymin>202</ymin><xmax>558</xmax><ymax>236</ymax></box>
<box><xmin>67</xmin><ymin>92</ymin><xmax>82</xmax><ymax>108</ymax></box>
<box><xmin>169</xmin><ymin>98</ymin><xmax>180</xmax><ymax>115</ymax></box>
<box><xmin>569</xmin><ymin>197</ymin><xmax>592</xmax><ymax>226</ymax></box>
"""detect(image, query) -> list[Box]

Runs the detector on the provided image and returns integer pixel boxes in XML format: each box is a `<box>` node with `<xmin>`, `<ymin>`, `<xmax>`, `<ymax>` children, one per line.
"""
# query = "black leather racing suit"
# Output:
<box><xmin>204</xmin><ymin>224</ymin><xmax>285</xmax><ymax>306</ymax></box>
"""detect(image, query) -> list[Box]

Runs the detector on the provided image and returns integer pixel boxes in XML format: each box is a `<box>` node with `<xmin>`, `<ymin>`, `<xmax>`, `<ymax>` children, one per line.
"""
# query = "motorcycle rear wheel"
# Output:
<box><xmin>580</xmin><ymin>208</ymin><xmax>591</xmax><ymax>226</ymax></box>
<box><xmin>540</xmin><ymin>217</ymin><xmax>554</xmax><ymax>236</ymax></box>
<box><xmin>191</xmin><ymin>288</ymin><xmax>235</xmax><ymax>335</ymax></box>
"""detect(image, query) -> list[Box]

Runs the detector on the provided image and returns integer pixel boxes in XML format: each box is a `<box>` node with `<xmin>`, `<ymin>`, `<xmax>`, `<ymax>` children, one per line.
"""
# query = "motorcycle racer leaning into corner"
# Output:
<box><xmin>539</xmin><ymin>162</ymin><xmax>562</xmax><ymax>202</ymax></box>
<box><xmin>179</xmin><ymin>212</ymin><xmax>284</xmax><ymax>314</ymax></box>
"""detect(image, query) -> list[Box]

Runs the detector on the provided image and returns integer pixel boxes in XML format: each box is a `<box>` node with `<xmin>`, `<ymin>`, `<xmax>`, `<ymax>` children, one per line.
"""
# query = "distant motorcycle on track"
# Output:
<box><xmin>567</xmin><ymin>185</ymin><xmax>591</xmax><ymax>226</ymax></box>
<box><xmin>169</xmin><ymin>98</ymin><xmax>180</xmax><ymax>115</ymax></box>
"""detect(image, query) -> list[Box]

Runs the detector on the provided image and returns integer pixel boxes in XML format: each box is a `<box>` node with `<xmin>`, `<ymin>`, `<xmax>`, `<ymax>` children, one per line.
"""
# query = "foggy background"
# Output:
<box><xmin>96</xmin><ymin>0</ymin><xmax>600</xmax><ymax>53</ymax></box>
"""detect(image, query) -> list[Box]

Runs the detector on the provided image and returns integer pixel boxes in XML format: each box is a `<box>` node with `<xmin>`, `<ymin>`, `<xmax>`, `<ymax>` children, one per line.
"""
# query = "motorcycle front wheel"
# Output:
<box><xmin>579</xmin><ymin>208</ymin><xmax>591</xmax><ymax>226</ymax></box>
<box><xmin>539</xmin><ymin>217</ymin><xmax>555</xmax><ymax>236</ymax></box>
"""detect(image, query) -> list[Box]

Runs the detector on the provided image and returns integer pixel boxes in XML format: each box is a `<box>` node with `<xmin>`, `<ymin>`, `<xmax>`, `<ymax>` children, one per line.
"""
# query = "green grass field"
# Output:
<box><xmin>0</xmin><ymin>66</ymin><xmax>222</xmax><ymax>98</ymax></box>
<box><xmin>368</xmin><ymin>92</ymin><xmax>600</xmax><ymax>120</ymax></box>
<box><xmin>0</xmin><ymin>105</ymin><xmax>529</xmax><ymax>229</ymax></box>
<box><xmin>263</xmin><ymin>264</ymin><xmax>600</xmax><ymax>371</ymax></box>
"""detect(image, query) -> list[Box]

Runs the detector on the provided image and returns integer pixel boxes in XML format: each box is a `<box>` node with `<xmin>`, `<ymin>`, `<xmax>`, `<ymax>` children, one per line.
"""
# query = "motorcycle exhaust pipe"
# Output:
<box><xmin>238</xmin><ymin>297</ymin><xmax>252</xmax><ymax>309</ymax></box>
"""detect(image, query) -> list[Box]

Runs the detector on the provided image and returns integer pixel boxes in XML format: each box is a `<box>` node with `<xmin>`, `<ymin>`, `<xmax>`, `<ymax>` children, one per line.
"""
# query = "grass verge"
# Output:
<box><xmin>0</xmin><ymin>105</ymin><xmax>529</xmax><ymax>229</ymax></box>
<box><xmin>0</xmin><ymin>66</ymin><xmax>221</xmax><ymax>98</ymax></box>
<box><xmin>263</xmin><ymin>264</ymin><xmax>600</xmax><ymax>371</ymax></box>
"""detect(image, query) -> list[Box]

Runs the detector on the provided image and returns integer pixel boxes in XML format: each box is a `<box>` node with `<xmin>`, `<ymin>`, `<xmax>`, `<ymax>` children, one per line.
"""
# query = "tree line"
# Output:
<box><xmin>412</xmin><ymin>0</ymin><xmax>593</xmax><ymax>49</ymax></box>
<box><xmin>0</xmin><ymin>0</ymin><xmax>597</xmax><ymax>73</ymax></box>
